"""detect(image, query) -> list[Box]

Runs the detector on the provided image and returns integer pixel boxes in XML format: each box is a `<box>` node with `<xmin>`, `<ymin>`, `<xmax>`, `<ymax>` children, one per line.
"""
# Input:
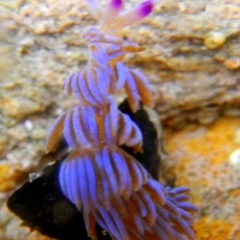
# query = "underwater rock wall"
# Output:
<box><xmin>1</xmin><ymin>0</ymin><xmax>240</xmax><ymax>127</ymax></box>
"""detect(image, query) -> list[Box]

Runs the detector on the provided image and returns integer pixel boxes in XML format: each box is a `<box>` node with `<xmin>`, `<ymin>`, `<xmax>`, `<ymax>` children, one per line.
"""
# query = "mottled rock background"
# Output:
<box><xmin>0</xmin><ymin>0</ymin><xmax>240</xmax><ymax>239</ymax></box>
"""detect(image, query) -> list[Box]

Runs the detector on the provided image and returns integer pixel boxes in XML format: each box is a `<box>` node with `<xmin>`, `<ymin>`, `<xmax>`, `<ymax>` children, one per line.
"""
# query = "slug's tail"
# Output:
<box><xmin>59</xmin><ymin>146</ymin><xmax>198</xmax><ymax>240</ymax></box>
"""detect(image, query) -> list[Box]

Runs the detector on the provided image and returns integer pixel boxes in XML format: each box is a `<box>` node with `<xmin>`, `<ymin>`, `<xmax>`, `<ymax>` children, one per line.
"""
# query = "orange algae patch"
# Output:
<box><xmin>194</xmin><ymin>217</ymin><xmax>232</xmax><ymax>240</ymax></box>
<box><xmin>0</xmin><ymin>163</ymin><xmax>26</xmax><ymax>192</ymax></box>
<box><xmin>164</xmin><ymin>117</ymin><xmax>240</xmax><ymax>240</ymax></box>
<box><xmin>0</xmin><ymin>164</ymin><xmax>16</xmax><ymax>191</ymax></box>
<box><xmin>166</xmin><ymin>117</ymin><xmax>240</xmax><ymax>165</ymax></box>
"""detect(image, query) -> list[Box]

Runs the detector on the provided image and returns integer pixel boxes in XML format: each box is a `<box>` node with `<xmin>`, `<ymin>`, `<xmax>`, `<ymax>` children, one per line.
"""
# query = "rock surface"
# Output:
<box><xmin>0</xmin><ymin>0</ymin><xmax>240</xmax><ymax>239</ymax></box>
<box><xmin>165</xmin><ymin>117</ymin><xmax>240</xmax><ymax>240</ymax></box>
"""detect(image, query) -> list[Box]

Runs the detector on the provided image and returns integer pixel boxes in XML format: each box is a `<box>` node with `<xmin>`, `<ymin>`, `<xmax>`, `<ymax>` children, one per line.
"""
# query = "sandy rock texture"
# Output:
<box><xmin>165</xmin><ymin>116</ymin><xmax>240</xmax><ymax>240</ymax></box>
<box><xmin>0</xmin><ymin>0</ymin><xmax>240</xmax><ymax>239</ymax></box>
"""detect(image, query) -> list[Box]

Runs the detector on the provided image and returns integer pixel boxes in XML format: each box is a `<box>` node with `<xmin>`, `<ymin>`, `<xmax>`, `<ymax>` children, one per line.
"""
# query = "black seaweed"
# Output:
<box><xmin>8</xmin><ymin>160</ymin><xmax>90</xmax><ymax>240</ymax></box>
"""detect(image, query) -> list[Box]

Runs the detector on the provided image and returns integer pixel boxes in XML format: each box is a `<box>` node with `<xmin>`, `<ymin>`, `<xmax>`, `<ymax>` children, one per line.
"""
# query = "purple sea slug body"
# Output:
<box><xmin>9</xmin><ymin>0</ymin><xmax>198</xmax><ymax>239</ymax></box>
<box><xmin>45</xmin><ymin>0</ymin><xmax>198</xmax><ymax>239</ymax></box>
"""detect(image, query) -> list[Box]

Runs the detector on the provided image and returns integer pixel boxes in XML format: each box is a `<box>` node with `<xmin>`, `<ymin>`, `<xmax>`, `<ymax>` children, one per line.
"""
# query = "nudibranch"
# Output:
<box><xmin>31</xmin><ymin>0</ymin><xmax>198</xmax><ymax>239</ymax></box>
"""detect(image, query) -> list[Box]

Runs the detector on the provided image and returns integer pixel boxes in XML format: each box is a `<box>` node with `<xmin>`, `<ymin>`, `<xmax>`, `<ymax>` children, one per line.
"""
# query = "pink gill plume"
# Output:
<box><xmin>45</xmin><ymin>0</ymin><xmax>198</xmax><ymax>239</ymax></box>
